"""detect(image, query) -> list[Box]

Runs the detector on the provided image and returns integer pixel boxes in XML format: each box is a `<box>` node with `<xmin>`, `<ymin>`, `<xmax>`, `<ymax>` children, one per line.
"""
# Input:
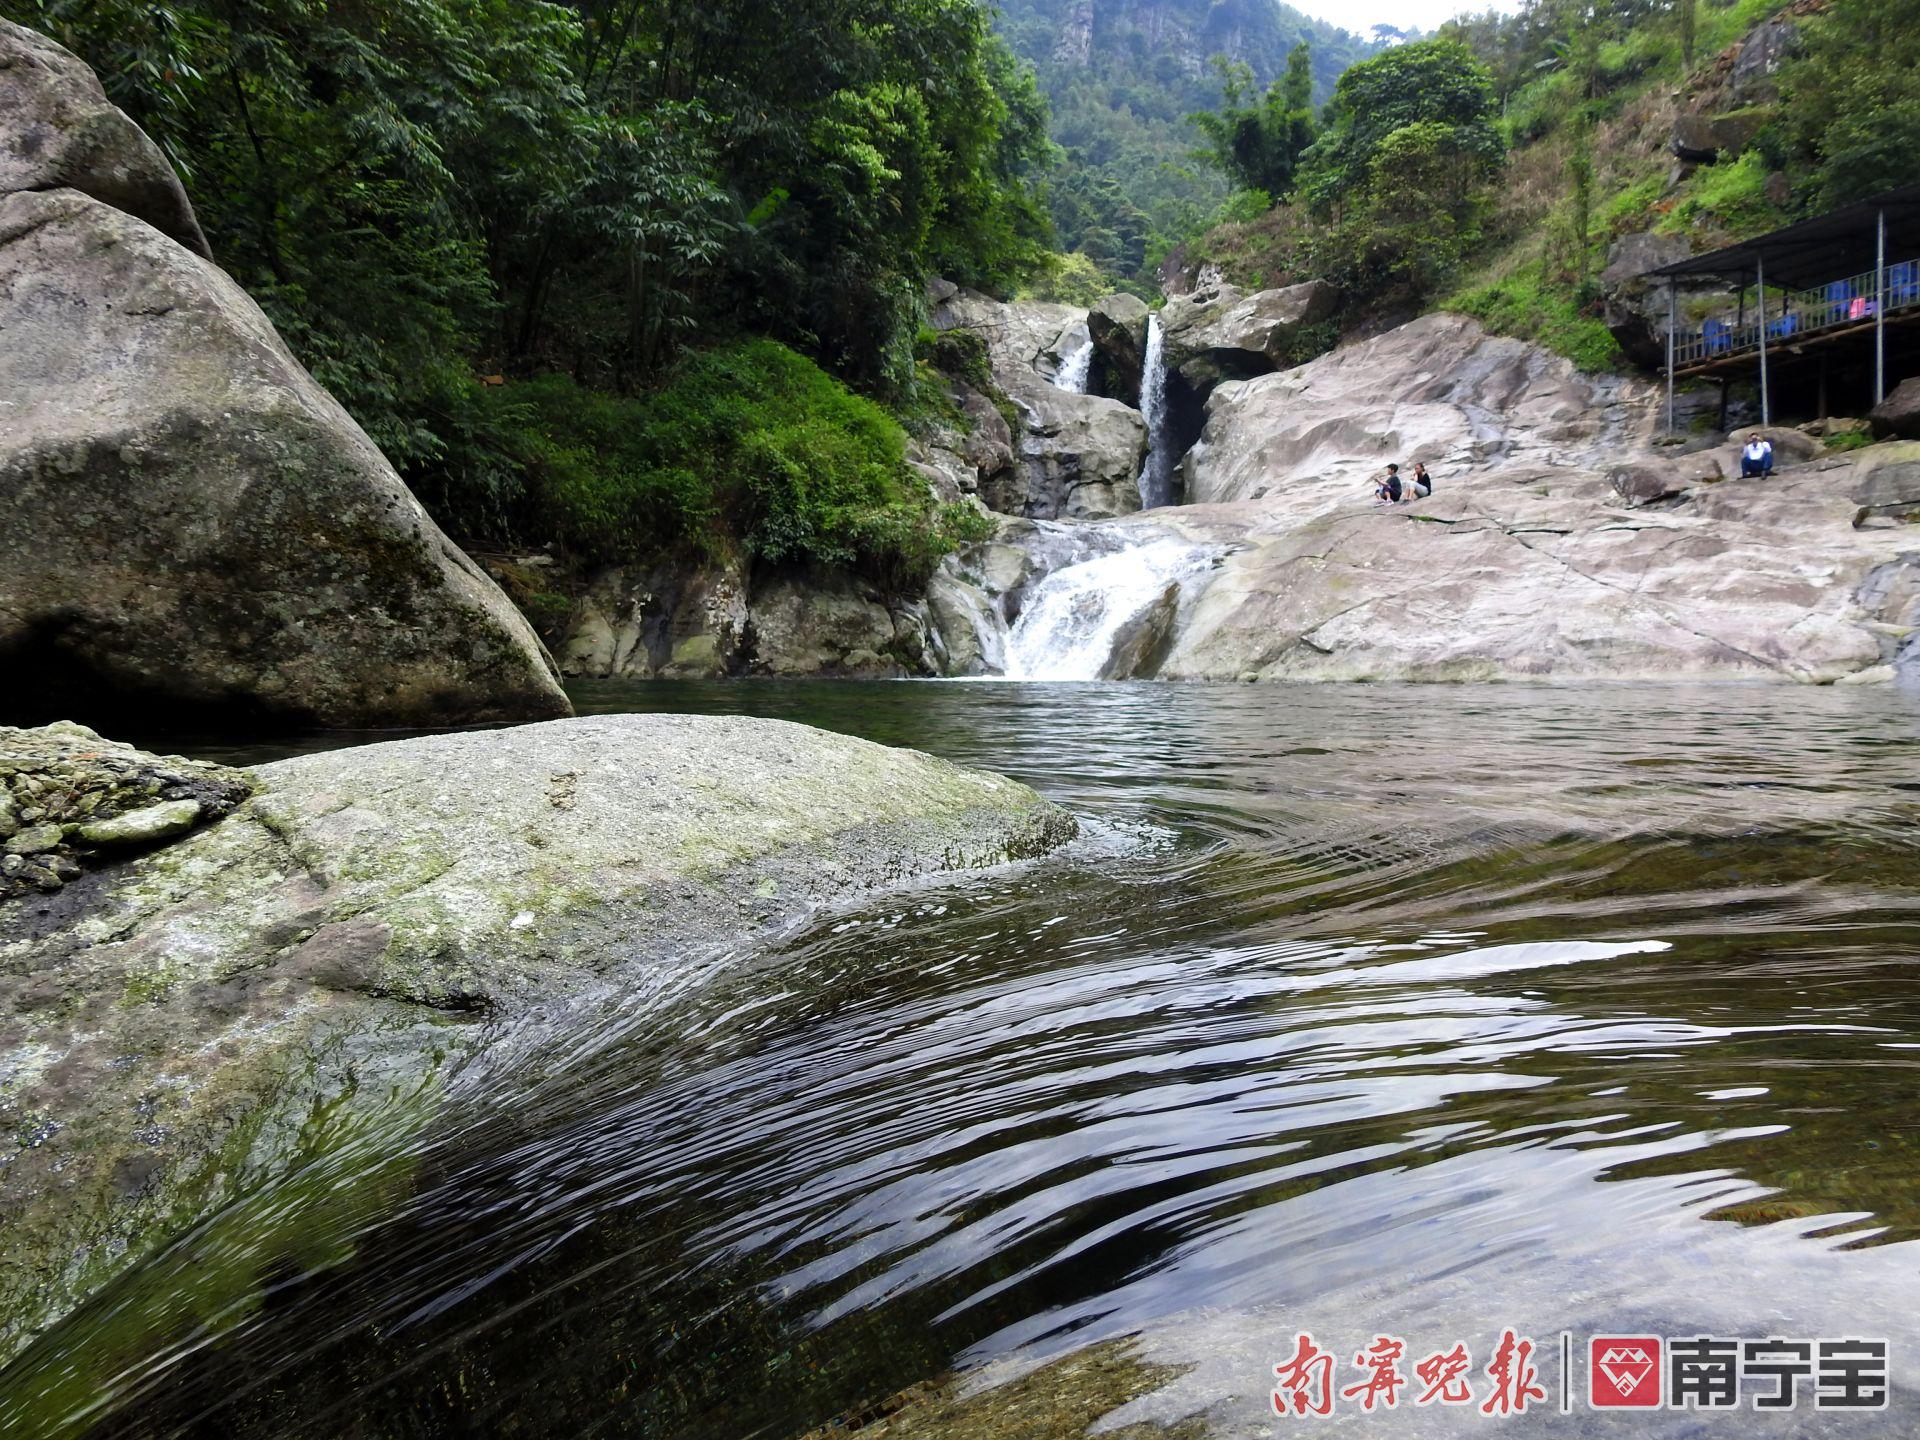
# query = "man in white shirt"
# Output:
<box><xmin>1741</xmin><ymin>435</ymin><xmax>1775</xmax><ymax>478</ymax></box>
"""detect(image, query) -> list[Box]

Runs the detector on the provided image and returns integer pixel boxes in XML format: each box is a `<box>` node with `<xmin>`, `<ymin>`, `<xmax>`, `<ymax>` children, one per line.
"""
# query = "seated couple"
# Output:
<box><xmin>1372</xmin><ymin>462</ymin><xmax>1433</xmax><ymax>504</ymax></box>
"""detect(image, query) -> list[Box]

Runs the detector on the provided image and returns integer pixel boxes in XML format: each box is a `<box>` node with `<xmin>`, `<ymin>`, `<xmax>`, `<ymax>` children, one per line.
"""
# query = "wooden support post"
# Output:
<box><xmin>1719</xmin><ymin>377</ymin><xmax>1730</xmax><ymax>431</ymax></box>
<box><xmin>1756</xmin><ymin>255</ymin><xmax>1770</xmax><ymax>427</ymax></box>
<box><xmin>1818</xmin><ymin>355</ymin><xmax>1829</xmax><ymax>427</ymax></box>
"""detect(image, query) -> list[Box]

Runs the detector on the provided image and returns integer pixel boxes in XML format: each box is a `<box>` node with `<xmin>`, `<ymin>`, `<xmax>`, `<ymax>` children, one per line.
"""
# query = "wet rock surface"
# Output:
<box><xmin>0</xmin><ymin>716</ymin><xmax>1076</xmax><ymax>1367</ymax></box>
<box><xmin>1084</xmin><ymin>315</ymin><xmax>1920</xmax><ymax>684</ymax></box>
<box><xmin>0</xmin><ymin>723</ymin><xmax>251</xmax><ymax>900</ymax></box>
<box><xmin>939</xmin><ymin>291</ymin><xmax>1150</xmax><ymax>521</ymax></box>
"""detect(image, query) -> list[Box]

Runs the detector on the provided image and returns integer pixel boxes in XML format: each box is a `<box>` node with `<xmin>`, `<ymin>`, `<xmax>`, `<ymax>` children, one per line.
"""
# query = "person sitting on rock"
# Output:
<box><xmin>1374</xmin><ymin>464</ymin><xmax>1404</xmax><ymax>504</ymax></box>
<box><xmin>1740</xmin><ymin>435</ymin><xmax>1775</xmax><ymax>478</ymax></box>
<box><xmin>1411</xmin><ymin>462</ymin><xmax>1433</xmax><ymax>499</ymax></box>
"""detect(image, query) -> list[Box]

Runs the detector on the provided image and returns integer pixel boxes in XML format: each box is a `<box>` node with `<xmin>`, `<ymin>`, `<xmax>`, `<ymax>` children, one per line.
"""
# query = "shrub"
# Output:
<box><xmin>1448</xmin><ymin>262</ymin><xmax>1626</xmax><ymax>371</ymax></box>
<box><xmin>486</xmin><ymin>340</ymin><xmax>975</xmax><ymax>591</ymax></box>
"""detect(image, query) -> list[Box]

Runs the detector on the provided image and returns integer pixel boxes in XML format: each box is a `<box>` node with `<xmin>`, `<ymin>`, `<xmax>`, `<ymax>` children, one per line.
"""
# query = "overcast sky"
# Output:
<box><xmin>1289</xmin><ymin>0</ymin><xmax>1524</xmax><ymax>38</ymax></box>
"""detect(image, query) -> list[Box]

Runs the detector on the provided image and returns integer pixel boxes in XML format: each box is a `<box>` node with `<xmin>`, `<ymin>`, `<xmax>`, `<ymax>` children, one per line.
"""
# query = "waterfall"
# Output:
<box><xmin>1136</xmin><ymin>315</ymin><xmax>1174</xmax><ymax>508</ymax></box>
<box><xmin>1001</xmin><ymin>538</ymin><xmax>1218</xmax><ymax>681</ymax></box>
<box><xmin>1055</xmin><ymin>337</ymin><xmax>1093</xmax><ymax>394</ymax></box>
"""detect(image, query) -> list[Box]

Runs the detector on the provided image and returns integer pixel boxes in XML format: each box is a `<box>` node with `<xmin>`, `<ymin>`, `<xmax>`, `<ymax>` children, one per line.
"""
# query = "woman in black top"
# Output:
<box><xmin>1411</xmin><ymin>462</ymin><xmax>1433</xmax><ymax>499</ymax></box>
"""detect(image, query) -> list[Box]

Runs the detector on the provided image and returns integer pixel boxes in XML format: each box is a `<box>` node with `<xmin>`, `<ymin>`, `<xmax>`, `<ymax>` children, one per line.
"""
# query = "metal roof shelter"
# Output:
<box><xmin>1646</xmin><ymin>183</ymin><xmax>1920</xmax><ymax>431</ymax></box>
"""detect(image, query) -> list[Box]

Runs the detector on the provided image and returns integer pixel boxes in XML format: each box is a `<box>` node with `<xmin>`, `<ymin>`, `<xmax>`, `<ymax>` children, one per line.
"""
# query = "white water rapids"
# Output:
<box><xmin>1053</xmin><ymin>337</ymin><xmax>1093</xmax><ymax>394</ymax></box>
<box><xmin>1135</xmin><ymin>314</ymin><xmax>1174</xmax><ymax>508</ymax></box>
<box><xmin>1000</xmin><ymin>537</ymin><xmax>1219</xmax><ymax>681</ymax></box>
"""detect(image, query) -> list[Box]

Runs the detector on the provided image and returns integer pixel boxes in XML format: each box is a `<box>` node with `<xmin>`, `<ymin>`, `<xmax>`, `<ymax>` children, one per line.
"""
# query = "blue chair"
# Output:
<box><xmin>1703</xmin><ymin>319</ymin><xmax>1732</xmax><ymax>355</ymax></box>
<box><xmin>1768</xmin><ymin>312</ymin><xmax>1799</xmax><ymax>340</ymax></box>
<box><xmin>1886</xmin><ymin>261</ymin><xmax>1919</xmax><ymax>308</ymax></box>
<box><xmin>1823</xmin><ymin>280</ymin><xmax>1853</xmax><ymax>327</ymax></box>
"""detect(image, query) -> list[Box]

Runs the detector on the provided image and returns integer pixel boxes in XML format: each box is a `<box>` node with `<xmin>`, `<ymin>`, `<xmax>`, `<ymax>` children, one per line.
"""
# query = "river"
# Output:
<box><xmin>14</xmin><ymin>679</ymin><xmax>1920</xmax><ymax>1436</ymax></box>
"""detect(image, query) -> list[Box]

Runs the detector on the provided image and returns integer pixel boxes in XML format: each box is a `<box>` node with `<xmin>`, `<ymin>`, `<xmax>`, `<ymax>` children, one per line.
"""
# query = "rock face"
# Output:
<box><xmin>1870</xmin><ymin>378</ymin><xmax>1920</xmax><ymax>441</ymax></box>
<box><xmin>1182</xmin><ymin>313</ymin><xmax>1648</xmax><ymax>507</ymax></box>
<box><xmin>940</xmin><ymin>291</ymin><xmax>1149</xmax><ymax>521</ymax></box>
<box><xmin>0</xmin><ymin>723</ymin><xmax>252</xmax><ymax>899</ymax></box>
<box><xmin>1600</xmin><ymin>230</ymin><xmax>1692</xmax><ymax>369</ymax></box>
<box><xmin>1670</xmin><ymin>111</ymin><xmax>1764</xmax><ymax>164</ymax></box>
<box><xmin>1732</xmin><ymin>16</ymin><xmax>1802</xmax><ymax>100</ymax></box>
<box><xmin>0</xmin><ymin>24</ymin><xmax>569</xmax><ymax>730</ymax></box>
<box><xmin>0</xmin><ymin>18</ymin><xmax>207</xmax><ymax>257</ymax></box>
<box><xmin>1033</xmin><ymin>313</ymin><xmax>1920</xmax><ymax>686</ymax></box>
<box><xmin>0</xmin><ymin>717</ymin><xmax>1076</xmax><ymax>1366</ymax></box>
<box><xmin>560</xmin><ymin>556</ymin><xmax>750</xmax><ymax>679</ymax></box>
<box><xmin>1088</xmin><ymin>292</ymin><xmax>1151</xmax><ymax>407</ymax></box>
<box><xmin>557</xmin><ymin>561</ymin><xmax>939</xmax><ymax>679</ymax></box>
<box><xmin>1159</xmin><ymin>279</ymin><xmax>1339</xmax><ymax>399</ymax></box>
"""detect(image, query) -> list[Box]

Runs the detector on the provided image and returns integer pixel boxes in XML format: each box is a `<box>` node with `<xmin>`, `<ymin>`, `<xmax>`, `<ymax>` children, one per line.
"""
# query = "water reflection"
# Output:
<box><xmin>13</xmin><ymin>681</ymin><xmax>1920</xmax><ymax>1437</ymax></box>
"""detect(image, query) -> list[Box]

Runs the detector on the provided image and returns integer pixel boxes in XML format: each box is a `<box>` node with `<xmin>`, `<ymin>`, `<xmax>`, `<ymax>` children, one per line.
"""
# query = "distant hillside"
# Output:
<box><xmin>994</xmin><ymin>0</ymin><xmax>1380</xmax><ymax>285</ymax></box>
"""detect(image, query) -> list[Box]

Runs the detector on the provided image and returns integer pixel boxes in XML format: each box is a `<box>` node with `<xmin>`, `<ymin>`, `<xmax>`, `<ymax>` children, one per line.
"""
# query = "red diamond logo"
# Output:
<box><xmin>1590</xmin><ymin>1337</ymin><xmax>1661</xmax><ymax>1407</ymax></box>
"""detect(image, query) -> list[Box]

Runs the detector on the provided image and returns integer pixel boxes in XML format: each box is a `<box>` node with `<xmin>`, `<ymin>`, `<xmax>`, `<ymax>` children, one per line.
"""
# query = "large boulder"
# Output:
<box><xmin>0</xmin><ymin>19</ymin><xmax>207</xmax><ymax>257</ymax></box>
<box><xmin>0</xmin><ymin>191</ymin><xmax>571</xmax><ymax>729</ymax></box>
<box><xmin>1600</xmin><ymin>230</ymin><xmax>1693</xmax><ymax>370</ymax></box>
<box><xmin>1732</xmin><ymin>17</ymin><xmax>1802</xmax><ymax>101</ymax></box>
<box><xmin>1870</xmin><ymin>377</ymin><xmax>1920</xmax><ymax>441</ymax></box>
<box><xmin>0</xmin><ymin>716</ymin><xmax>1076</xmax><ymax>1366</ymax></box>
<box><xmin>1670</xmin><ymin>111</ymin><xmax>1765</xmax><ymax>164</ymax></box>
<box><xmin>0</xmin><ymin>25</ymin><xmax>568</xmax><ymax>730</ymax></box>
<box><xmin>1183</xmin><ymin>313</ymin><xmax>1649</xmax><ymax>508</ymax></box>
<box><xmin>1088</xmin><ymin>292</ymin><xmax>1150</xmax><ymax>407</ymax></box>
<box><xmin>1159</xmin><ymin>279</ymin><xmax>1340</xmax><ymax>399</ymax></box>
<box><xmin>996</xmin><ymin>376</ymin><xmax>1149</xmax><ymax>520</ymax></box>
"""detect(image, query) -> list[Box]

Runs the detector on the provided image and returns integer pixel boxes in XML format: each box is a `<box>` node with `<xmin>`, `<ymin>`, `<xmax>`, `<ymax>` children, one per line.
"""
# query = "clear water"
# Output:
<box><xmin>14</xmin><ymin>680</ymin><xmax>1920</xmax><ymax>1437</ymax></box>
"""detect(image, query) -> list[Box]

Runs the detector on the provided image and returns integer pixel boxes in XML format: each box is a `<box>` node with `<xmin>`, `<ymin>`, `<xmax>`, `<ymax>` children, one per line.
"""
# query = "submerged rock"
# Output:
<box><xmin>0</xmin><ymin>22</ymin><xmax>569</xmax><ymax>731</ymax></box>
<box><xmin>0</xmin><ymin>716</ymin><xmax>1075</xmax><ymax>1367</ymax></box>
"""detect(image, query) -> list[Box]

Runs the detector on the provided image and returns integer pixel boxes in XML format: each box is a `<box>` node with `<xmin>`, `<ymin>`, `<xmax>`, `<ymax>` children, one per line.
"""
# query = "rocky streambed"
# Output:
<box><xmin>0</xmin><ymin>718</ymin><xmax>1075</xmax><ymax>1382</ymax></box>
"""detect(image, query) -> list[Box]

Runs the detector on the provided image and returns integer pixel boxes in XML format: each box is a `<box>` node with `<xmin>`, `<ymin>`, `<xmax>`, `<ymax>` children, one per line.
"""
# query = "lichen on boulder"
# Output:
<box><xmin>0</xmin><ymin>716</ymin><xmax>1076</xmax><ymax>1370</ymax></box>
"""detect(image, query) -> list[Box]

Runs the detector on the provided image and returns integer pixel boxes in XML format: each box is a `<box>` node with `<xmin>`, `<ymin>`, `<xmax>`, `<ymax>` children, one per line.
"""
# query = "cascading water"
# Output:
<box><xmin>1135</xmin><ymin>315</ymin><xmax>1175</xmax><ymax>508</ymax></box>
<box><xmin>1000</xmin><ymin>536</ymin><xmax>1218</xmax><ymax>680</ymax></box>
<box><xmin>1054</xmin><ymin>337</ymin><xmax>1093</xmax><ymax>394</ymax></box>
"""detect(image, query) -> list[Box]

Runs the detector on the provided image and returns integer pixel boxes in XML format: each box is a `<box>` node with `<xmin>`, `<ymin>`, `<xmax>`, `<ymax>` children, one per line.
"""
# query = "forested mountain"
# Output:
<box><xmin>993</xmin><ymin>0</ymin><xmax>1380</xmax><ymax>284</ymax></box>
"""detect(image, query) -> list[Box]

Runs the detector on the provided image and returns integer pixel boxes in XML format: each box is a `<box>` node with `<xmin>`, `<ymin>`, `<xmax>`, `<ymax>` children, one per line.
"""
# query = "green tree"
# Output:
<box><xmin>1188</xmin><ymin>44</ymin><xmax>1318</xmax><ymax>199</ymax></box>
<box><xmin>1769</xmin><ymin>0</ymin><xmax>1920</xmax><ymax>211</ymax></box>
<box><xmin>1298</xmin><ymin>38</ymin><xmax>1503</xmax><ymax>216</ymax></box>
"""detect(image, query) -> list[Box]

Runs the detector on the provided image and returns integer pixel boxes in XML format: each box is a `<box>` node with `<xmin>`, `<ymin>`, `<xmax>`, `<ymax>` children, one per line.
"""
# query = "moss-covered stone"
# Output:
<box><xmin>0</xmin><ymin>715</ymin><xmax>1076</xmax><ymax>1371</ymax></box>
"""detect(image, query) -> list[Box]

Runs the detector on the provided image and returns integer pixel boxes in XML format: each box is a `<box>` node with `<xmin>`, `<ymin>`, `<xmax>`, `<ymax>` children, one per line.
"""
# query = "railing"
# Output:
<box><xmin>1670</xmin><ymin>257</ymin><xmax>1920</xmax><ymax>368</ymax></box>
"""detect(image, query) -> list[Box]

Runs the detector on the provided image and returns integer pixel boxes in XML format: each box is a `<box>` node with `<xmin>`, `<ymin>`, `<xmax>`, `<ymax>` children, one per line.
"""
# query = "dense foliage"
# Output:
<box><xmin>490</xmin><ymin>341</ymin><xmax>992</xmax><ymax>589</ymax></box>
<box><xmin>17</xmin><ymin>0</ymin><xmax>1050</xmax><ymax>572</ymax></box>
<box><xmin>1185</xmin><ymin>0</ymin><xmax>1920</xmax><ymax>370</ymax></box>
<box><xmin>1189</xmin><ymin>45</ymin><xmax>1317</xmax><ymax>198</ymax></box>
<box><xmin>1766</xmin><ymin>0</ymin><xmax>1920</xmax><ymax>210</ymax></box>
<box><xmin>992</xmin><ymin>0</ymin><xmax>1377</xmax><ymax>286</ymax></box>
